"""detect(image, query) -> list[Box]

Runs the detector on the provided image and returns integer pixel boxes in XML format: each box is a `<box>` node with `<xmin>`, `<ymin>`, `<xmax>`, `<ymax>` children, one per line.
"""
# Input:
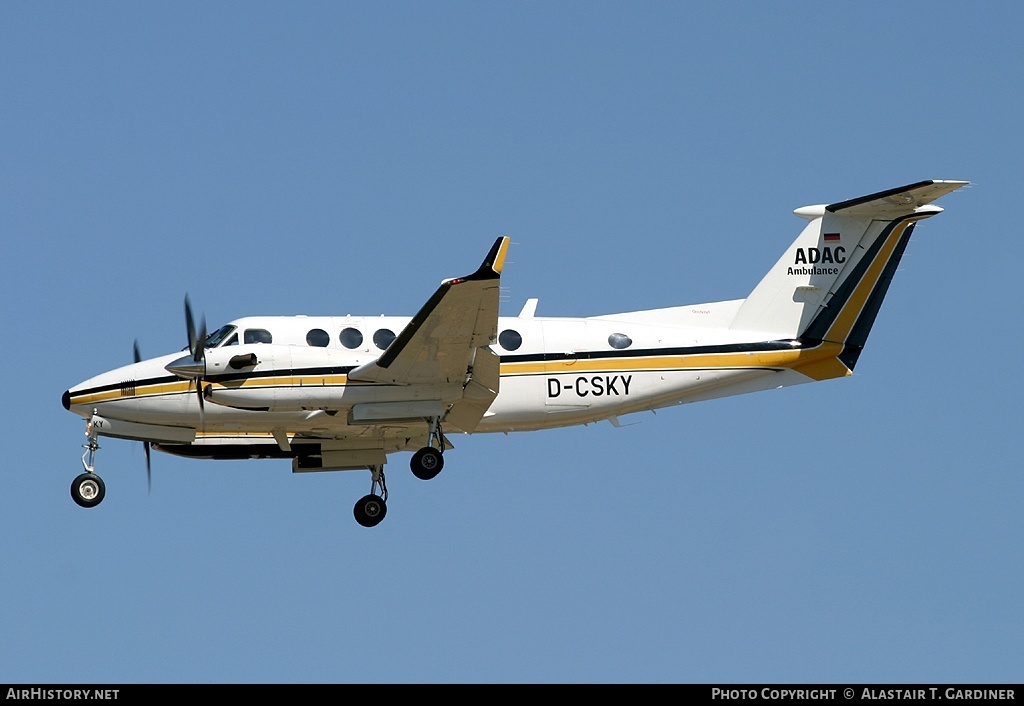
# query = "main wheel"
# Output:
<box><xmin>354</xmin><ymin>494</ymin><xmax>387</xmax><ymax>527</ymax></box>
<box><xmin>410</xmin><ymin>447</ymin><xmax>444</xmax><ymax>480</ymax></box>
<box><xmin>71</xmin><ymin>472</ymin><xmax>105</xmax><ymax>508</ymax></box>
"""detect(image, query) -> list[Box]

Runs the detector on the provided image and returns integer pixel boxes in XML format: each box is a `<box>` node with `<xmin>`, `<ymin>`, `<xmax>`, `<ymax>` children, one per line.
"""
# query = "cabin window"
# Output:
<box><xmin>373</xmin><ymin>328</ymin><xmax>396</xmax><ymax>350</ymax></box>
<box><xmin>608</xmin><ymin>333</ymin><xmax>632</xmax><ymax>349</ymax></box>
<box><xmin>224</xmin><ymin>333</ymin><xmax>238</xmax><ymax>346</ymax></box>
<box><xmin>340</xmin><ymin>327</ymin><xmax>363</xmax><ymax>349</ymax></box>
<box><xmin>498</xmin><ymin>329</ymin><xmax>522</xmax><ymax>351</ymax></box>
<box><xmin>244</xmin><ymin>328</ymin><xmax>273</xmax><ymax>344</ymax></box>
<box><xmin>306</xmin><ymin>328</ymin><xmax>330</xmax><ymax>347</ymax></box>
<box><xmin>205</xmin><ymin>325</ymin><xmax>237</xmax><ymax>348</ymax></box>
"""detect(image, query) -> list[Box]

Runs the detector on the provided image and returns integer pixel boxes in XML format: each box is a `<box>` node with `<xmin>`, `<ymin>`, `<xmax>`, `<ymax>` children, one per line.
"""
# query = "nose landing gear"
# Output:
<box><xmin>71</xmin><ymin>416</ymin><xmax>105</xmax><ymax>508</ymax></box>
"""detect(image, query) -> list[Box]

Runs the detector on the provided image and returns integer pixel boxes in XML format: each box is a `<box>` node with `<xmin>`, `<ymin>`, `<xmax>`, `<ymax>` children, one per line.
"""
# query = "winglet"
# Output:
<box><xmin>460</xmin><ymin>236</ymin><xmax>510</xmax><ymax>281</ymax></box>
<box><xmin>486</xmin><ymin>235</ymin><xmax>510</xmax><ymax>274</ymax></box>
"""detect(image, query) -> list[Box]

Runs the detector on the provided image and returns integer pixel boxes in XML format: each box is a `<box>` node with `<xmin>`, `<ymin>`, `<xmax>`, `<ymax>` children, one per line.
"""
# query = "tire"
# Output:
<box><xmin>410</xmin><ymin>447</ymin><xmax>444</xmax><ymax>481</ymax></box>
<box><xmin>71</xmin><ymin>472</ymin><xmax>105</xmax><ymax>508</ymax></box>
<box><xmin>354</xmin><ymin>494</ymin><xmax>387</xmax><ymax>527</ymax></box>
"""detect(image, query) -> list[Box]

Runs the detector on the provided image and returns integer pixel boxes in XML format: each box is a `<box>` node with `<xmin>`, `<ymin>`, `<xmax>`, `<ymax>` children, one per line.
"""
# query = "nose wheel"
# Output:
<box><xmin>72</xmin><ymin>416</ymin><xmax>106</xmax><ymax>509</ymax></box>
<box><xmin>71</xmin><ymin>472</ymin><xmax>105</xmax><ymax>508</ymax></box>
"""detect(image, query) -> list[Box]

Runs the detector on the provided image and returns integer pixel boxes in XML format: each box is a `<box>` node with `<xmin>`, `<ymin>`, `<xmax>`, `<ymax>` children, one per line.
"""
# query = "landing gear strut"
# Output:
<box><xmin>353</xmin><ymin>465</ymin><xmax>388</xmax><ymax>528</ymax></box>
<box><xmin>72</xmin><ymin>417</ymin><xmax>105</xmax><ymax>508</ymax></box>
<box><xmin>410</xmin><ymin>418</ymin><xmax>445</xmax><ymax>481</ymax></box>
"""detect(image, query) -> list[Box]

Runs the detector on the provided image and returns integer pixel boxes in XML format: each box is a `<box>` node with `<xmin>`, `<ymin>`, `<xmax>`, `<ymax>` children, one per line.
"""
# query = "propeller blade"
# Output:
<box><xmin>183</xmin><ymin>295</ymin><xmax>207</xmax><ymax>430</ymax></box>
<box><xmin>133</xmin><ymin>339</ymin><xmax>141</xmax><ymax>364</ymax></box>
<box><xmin>196</xmin><ymin>383</ymin><xmax>206</xmax><ymax>429</ymax></box>
<box><xmin>193</xmin><ymin>316</ymin><xmax>207</xmax><ymax>364</ymax></box>
<box><xmin>185</xmin><ymin>295</ymin><xmax>197</xmax><ymax>356</ymax></box>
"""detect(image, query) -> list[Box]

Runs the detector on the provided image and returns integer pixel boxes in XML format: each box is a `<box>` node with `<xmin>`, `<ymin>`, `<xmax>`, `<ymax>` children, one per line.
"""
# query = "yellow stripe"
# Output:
<box><xmin>499</xmin><ymin>341</ymin><xmax>849</xmax><ymax>379</ymax></box>
<box><xmin>492</xmin><ymin>236</ymin><xmax>510</xmax><ymax>274</ymax></box>
<box><xmin>823</xmin><ymin>217</ymin><xmax>924</xmax><ymax>343</ymax></box>
<box><xmin>72</xmin><ymin>390</ymin><xmax>124</xmax><ymax>406</ymax></box>
<box><xmin>71</xmin><ymin>375</ymin><xmax>356</xmax><ymax>406</ymax></box>
<box><xmin>215</xmin><ymin>374</ymin><xmax>352</xmax><ymax>389</ymax></box>
<box><xmin>791</xmin><ymin>351</ymin><xmax>852</xmax><ymax>381</ymax></box>
<box><xmin>75</xmin><ymin>338</ymin><xmax>859</xmax><ymax>409</ymax></box>
<box><xmin>195</xmin><ymin>430</ymin><xmax>276</xmax><ymax>440</ymax></box>
<box><xmin>71</xmin><ymin>380</ymin><xmax>194</xmax><ymax>406</ymax></box>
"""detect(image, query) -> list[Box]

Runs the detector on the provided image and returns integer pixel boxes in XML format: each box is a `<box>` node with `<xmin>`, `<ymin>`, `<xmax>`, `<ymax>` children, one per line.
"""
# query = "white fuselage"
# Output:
<box><xmin>65</xmin><ymin>303</ymin><xmax>817</xmax><ymax>448</ymax></box>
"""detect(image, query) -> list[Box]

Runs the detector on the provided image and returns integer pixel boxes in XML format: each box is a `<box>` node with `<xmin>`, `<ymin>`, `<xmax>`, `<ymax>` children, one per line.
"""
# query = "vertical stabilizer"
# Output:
<box><xmin>729</xmin><ymin>181</ymin><xmax>968</xmax><ymax>343</ymax></box>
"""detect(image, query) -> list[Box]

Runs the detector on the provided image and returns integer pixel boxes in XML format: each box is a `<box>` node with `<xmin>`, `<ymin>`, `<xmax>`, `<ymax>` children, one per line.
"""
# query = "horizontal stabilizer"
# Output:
<box><xmin>826</xmin><ymin>180</ymin><xmax>969</xmax><ymax>217</ymax></box>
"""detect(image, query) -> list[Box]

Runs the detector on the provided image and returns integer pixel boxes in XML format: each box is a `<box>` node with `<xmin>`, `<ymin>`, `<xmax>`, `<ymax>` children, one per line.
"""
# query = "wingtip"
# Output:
<box><xmin>487</xmin><ymin>236</ymin><xmax>511</xmax><ymax>275</ymax></box>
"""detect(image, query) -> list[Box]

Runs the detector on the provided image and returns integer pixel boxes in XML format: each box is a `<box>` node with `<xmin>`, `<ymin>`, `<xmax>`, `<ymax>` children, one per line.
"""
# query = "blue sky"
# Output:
<box><xmin>2</xmin><ymin>1</ymin><xmax>1021</xmax><ymax>684</ymax></box>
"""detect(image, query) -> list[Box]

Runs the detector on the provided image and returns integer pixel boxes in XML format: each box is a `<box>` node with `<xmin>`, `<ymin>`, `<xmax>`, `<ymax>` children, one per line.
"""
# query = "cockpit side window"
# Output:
<box><xmin>244</xmin><ymin>328</ymin><xmax>273</xmax><ymax>344</ymax></box>
<box><xmin>205</xmin><ymin>325</ymin><xmax>237</xmax><ymax>348</ymax></box>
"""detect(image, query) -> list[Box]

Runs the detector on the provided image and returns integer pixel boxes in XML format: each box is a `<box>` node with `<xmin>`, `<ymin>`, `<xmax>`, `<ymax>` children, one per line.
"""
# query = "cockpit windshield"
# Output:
<box><xmin>204</xmin><ymin>325</ymin><xmax>238</xmax><ymax>348</ymax></box>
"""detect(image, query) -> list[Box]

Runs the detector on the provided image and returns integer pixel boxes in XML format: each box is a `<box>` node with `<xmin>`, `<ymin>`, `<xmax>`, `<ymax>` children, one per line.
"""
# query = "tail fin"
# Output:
<box><xmin>729</xmin><ymin>181</ymin><xmax>968</xmax><ymax>354</ymax></box>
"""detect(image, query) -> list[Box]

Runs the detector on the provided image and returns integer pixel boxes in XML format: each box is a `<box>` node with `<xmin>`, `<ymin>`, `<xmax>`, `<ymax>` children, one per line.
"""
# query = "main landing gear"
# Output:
<box><xmin>71</xmin><ymin>418</ymin><xmax>105</xmax><ymax>508</ymax></box>
<box><xmin>410</xmin><ymin>446</ymin><xmax>443</xmax><ymax>480</ymax></box>
<box><xmin>351</xmin><ymin>419</ymin><xmax>448</xmax><ymax>527</ymax></box>
<box><xmin>409</xmin><ymin>418</ymin><xmax>445</xmax><ymax>481</ymax></box>
<box><xmin>354</xmin><ymin>465</ymin><xmax>388</xmax><ymax>528</ymax></box>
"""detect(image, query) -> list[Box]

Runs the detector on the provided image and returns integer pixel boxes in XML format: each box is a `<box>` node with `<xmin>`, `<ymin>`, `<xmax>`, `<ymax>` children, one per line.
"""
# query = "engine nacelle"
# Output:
<box><xmin>197</xmin><ymin>344</ymin><xmax>460</xmax><ymax>413</ymax></box>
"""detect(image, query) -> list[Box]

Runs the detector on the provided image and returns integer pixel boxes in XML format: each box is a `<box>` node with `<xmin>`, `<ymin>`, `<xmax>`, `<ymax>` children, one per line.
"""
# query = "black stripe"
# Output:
<box><xmin>838</xmin><ymin>222</ymin><xmax>916</xmax><ymax>370</ymax></box>
<box><xmin>70</xmin><ymin>366</ymin><xmax>361</xmax><ymax>400</ymax></box>
<box><xmin>500</xmin><ymin>339</ymin><xmax>804</xmax><ymax>365</ymax></box>
<box><xmin>72</xmin><ymin>374</ymin><xmax>180</xmax><ymax>397</ymax></box>
<box><xmin>826</xmin><ymin>180</ymin><xmax>934</xmax><ymax>213</ymax></box>
<box><xmin>73</xmin><ymin>340</ymin><xmax>815</xmax><ymax>403</ymax></box>
<box><xmin>206</xmin><ymin>365</ymin><xmax>358</xmax><ymax>384</ymax></box>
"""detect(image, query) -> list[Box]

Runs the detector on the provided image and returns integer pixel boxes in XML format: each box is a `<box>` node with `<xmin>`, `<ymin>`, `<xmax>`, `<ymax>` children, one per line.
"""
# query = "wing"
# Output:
<box><xmin>347</xmin><ymin>236</ymin><xmax>510</xmax><ymax>430</ymax></box>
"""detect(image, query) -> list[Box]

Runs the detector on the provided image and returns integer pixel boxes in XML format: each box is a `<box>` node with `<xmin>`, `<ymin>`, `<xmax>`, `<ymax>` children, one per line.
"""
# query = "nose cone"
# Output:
<box><xmin>62</xmin><ymin>389</ymin><xmax>71</xmax><ymax>411</ymax></box>
<box><xmin>165</xmin><ymin>354</ymin><xmax>204</xmax><ymax>379</ymax></box>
